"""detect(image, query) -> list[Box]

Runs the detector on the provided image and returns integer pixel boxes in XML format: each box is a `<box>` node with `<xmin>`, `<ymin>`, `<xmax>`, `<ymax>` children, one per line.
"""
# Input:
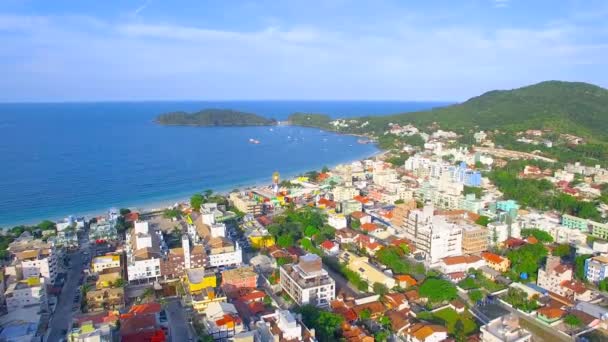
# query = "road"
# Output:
<box><xmin>46</xmin><ymin>250</ymin><xmax>86</xmax><ymax>341</ymax></box>
<box><xmin>166</xmin><ymin>298</ymin><xmax>195</xmax><ymax>342</ymax></box>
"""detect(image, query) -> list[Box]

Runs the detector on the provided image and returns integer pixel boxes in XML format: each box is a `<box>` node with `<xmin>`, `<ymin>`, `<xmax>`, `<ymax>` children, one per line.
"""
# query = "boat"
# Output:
<box><xmin>357</xmin><ymin>139</ymin><xmax>372</xmax><ymax>144</ymax></box>
<box><xmin>249</xmin><ymin>138</ymin><xmax>260</xmax><ymax>144</ymax></box>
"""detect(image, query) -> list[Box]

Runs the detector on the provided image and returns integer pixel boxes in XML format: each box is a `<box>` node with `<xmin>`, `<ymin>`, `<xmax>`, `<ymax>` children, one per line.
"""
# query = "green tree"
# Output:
<box><xmin>374</xmin><ymin>330</ymin><xmax>389</xmax><ymax>342</ymax></box>
<box><xmin>507</xmin><ymin>243</ymin><xmax>548</xmax><ymax>277</ymax></box>
<box><xmin>475</xmin><ymin>215</ymin><xmax>490</xmax><ymax>227</ymax></box>
<box><xmin>598</xmin><ymin>279</ymin><xmax>608</xmax><ymax>291</ymax></box>
<box><xmin>296</xmin><ymin>305</ymin><xmax>344</xmax><ymax>342</ymax></box>
<box><xmin>574</xmin><ymin>254</ymin><xmax>592</xmax><ymax>280</ymax></box>
<box><xmin>163</xmin><ymin>208</ymin><xmax>181</xmax><ymax>219</ymax></box>
<box><xmin>119</xmin><ymin>208</ymin><xmax>131</xmax><ymax>216</ymax></box>
<box><xmin>454</xmin><ymin>319</ymin><xmax>466</xmax><ymax>342</ymax></box>
<box><xmin>190</xmin><ymin>194</ymin><xmax>204</xmax><ymax>210</ymax></box>
<box><xmin>322</xmin><ymin>166</ymin><xmax>330</xmax><ymax>173</ymax></box>
<box><xmin>394</xmin><ymin>199</ymin><xmax>405</xmax><ymax>205</ymax></box>
<box><xmin>113</xmin><ymin>278</ymin><xmax>126</xmax><ymax>287</ymax></box>
<box><xmin>469</xmin><ymin>290</ymin><xmax>483</xmax><ymax>303</ymax></box>
<box><xmin>304</xmin><ymin>225</ymin><xmax>320</xmax><ymax>238</ymax></box>
<box><xmin>419</xmin><ymin>278</ymin><xmax>457</xmax><ymax>303</ymax></box>
<box><xmin>277</xmin><ymin>235</ymin><xmax>294</xmax><ymax>248</ymax></box>
<box><xmin>373</xmin><ymin>282</ymin><xmax>389</xmax><ymax>296</ymax></box>
<box><xmin>520</xmin><ymin>228</ymin><xmax>554</xmax><ymax>243</ymax></box>
<box><xmin>552</xmin><ymin>244</ymin><xmax>571</xmax><ymax>257</ymax></box>
<box><xmin>359</xmin><ymin>308</ymin><xmax>371</xmax><ymax>320</ymax></box>
<box><xmin>564</xmin><ymin>314</ymin><xmax>583</xmax><ymax>329</ymax></box>
<box><xmin>37</xmin><ymin>220</ymin><xmax>56</xmax><ymax>231</ymax></box>
<box><xmin>399</xmin><ymin>243</ymin><xmax>411</xmax><ymax>255</ymax></box>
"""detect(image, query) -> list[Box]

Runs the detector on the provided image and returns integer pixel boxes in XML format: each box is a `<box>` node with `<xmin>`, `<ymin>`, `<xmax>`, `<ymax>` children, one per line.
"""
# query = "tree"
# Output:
<box><xmin>552</xmin><ymin>244</ymin><xmax>571</xmax><ymax>257</ymax></box>
<box><xmin>454</xmin><ymin>319</ymin><xmax>466</xmax><ymax>342</ymax></box>
<box><xmin>304</xmin><ymin>225</ymin><xmax>320</xmax><ymax>238</ymax></box>
<box><xmin>163</xmin><ymin>208</ymin><xmax>181</xmax><ymax>219</ymax></box>
<box><xmin>119</xmin><ymin>208</ymin><xmax>131</xmax><ymax>216</ymax></box>
<box><xmin>378</xmin><ymin>315</ymin><xmax>391</xmax><ymax>330</ymax></box>
<box><xmin>322</xmin><ymin>166</ymin><xmax>330</xmax><ymax>173</ymax></box>
<box><xmin>399</xmin><ymin>243</ymin><xmax>410</xmax><ymax>255</ymax></box>
<box><xmin>475</xmin><ymin>215</ymin><xmax>490</xmax><ymax>227</ymax></box>
<box><xmin>37</xmin><ymin>220</ymin><xmax>56</xmax><ymax>231</ymax></box>
<box><xmin>190</xmin><ymin>194</ymin><xmax>204</xmax><ymax>210</ymax></box>
<box><xmin>520</xmin><ymin>228</ymin><xmax>553</xmax><ymax>243</ymax></box>
<box><xmin>419</xmin><ymin>278</ymin><xmax>457</xmax><ymax>303</ymax></box>
<box><xmin>276</xmin><ymin>257</ymin><xmax>292</xmax><ymax>267</ymax></box>
<box><xmin>373</xmin><ymin>282</ymin><xmax>389</xmax><ymax>296</ymax></box>
<box><xmin>574</xmin><ymin>254</ymin><xmax>592</xmax><ymax>280</ymax></box>
<box><xmin>277</xmin><ymin>235</ymin><xmax>294</xmax><ymax>248</ymax></box>
<box><xmin>359</xmin><ymin>308</ymin><xmax>371</xmax><ymax>320</ymax></box>
<box><xmin>374</xmin><ymin>330</ymin><xmax>389</xmax><ymax>342</ymax></box>
<box><xmin>469</xmin><ymin>289</ymin><xmax>484</xmax><ymax>303</ymax></box>
<box><xmin>599</xmin><ymin>279</ymin><xmax>608</xmax><ymax>292</ymax></box>
<box><xmin>394</xmin><ymin>199</ymin><xmax>404</xmax><ymax>205</ymax></box>
<box><xmin>296</xmin><ymin>305</ymin><xmax>344</xmax><ymax>342</ymax></box>
<box><xmin>564</xmin><ymin>314</ymin><xmax>583</xmax><ymax>330</ymax></box>
<box><xmin>507</xmin><ymin>243</ymin><xmax>548</xmax><ymax>277</ymax></box>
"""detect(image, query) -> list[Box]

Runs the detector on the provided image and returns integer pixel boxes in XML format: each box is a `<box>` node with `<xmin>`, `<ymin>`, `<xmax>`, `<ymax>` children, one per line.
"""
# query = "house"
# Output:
<box><xmin>341</xmin><ymin>323</ymin><xmax>374</xmax><ymax>342</ymax></box>
<box><xmin>387</xmin><ymin>309</ymin><xmax>412</xmax><ymax>337</ymax></box>
<box><xmin>340</xmin><ymin>252</ymin><xmax>395</xmax><ymax>290</ymax></box>
<box><xmin>352</xmin><ymin>301</ymin><xmax>386</xmax><ymax>320</ymax></box>
<box><xmin>120</xmin><ymin>303</ymin><xmax>167</xmax><ymax>342</ymax></box>
<box><xmin>360</xmin><ymin>222</ymin><xmax>383</xmax><ymax>234</ymax></box>
<box><xmin>354</xmin><ymin>235</ymin><xmax>382</xmax><ymax>255</ymax></box>
<box><xmin>319</xmin><ymin>240</ymin><xmax>339</xmax><ymax>255</ymax></box>
<box><xmin>335</xmin><ymin>229</ymin><xmax>359</xmax><ymax>244</ymax></box>
<box><xmin>405</xmin><ymin>323</ymin><xmax>448</xmax><ymax>342</ymax></box>
<box><xmin>437</xmin><ymin>255</ymin><xmax>486</xmax><ymax>274</ymax></box>
<box><xmin>480</xmin><ymin>315</ymin><xmax>531</xmax><ymax>342</ymax></box>
<box><xmin>536</xmin><ymin>307</ymin><xmax>565</xmax><ymax>324</ymax></box>
<box><xmin>221</xmin><ymin>267</ymin><xmax>258</xmax><ymax>293</ymax></box>
<box><xmin>204</xmin><ymin>302</ymin><xmax>244</xmax><ymax>340</ymax></box>
<box><xmin>395</xmin><ymin>274</ymin><xmax>417</xmax><ymax>289</ymax></box>
<box><xmin>351</xmin><ymin>211</ymin><xmax>372</xmax><ymax>225</ymax></box>
<box><xmin>481</xmin><ymin>252</ymin><xmax>510</xmax><ymax>273</ymax></box>
<box><xmin>384</xmin><ymin>293</ymin><xmax>409</xmax><ymax>311</ymax></box>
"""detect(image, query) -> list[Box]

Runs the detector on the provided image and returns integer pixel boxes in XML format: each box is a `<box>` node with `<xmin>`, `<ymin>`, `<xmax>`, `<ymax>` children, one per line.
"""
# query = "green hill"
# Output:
<box><xmin>397</xmin><ymin>80</ymin><xmax>608</xmax><ymax>138</ymax></box>
<box><xmin>289</xmin><ymin>81</ymin><xmax>608</xmax><ymax>140</ymax></box>
<box><xmin>156</xmin><ymin>109</ymin><xmax>276</xmax><ymax>126</ymax></box>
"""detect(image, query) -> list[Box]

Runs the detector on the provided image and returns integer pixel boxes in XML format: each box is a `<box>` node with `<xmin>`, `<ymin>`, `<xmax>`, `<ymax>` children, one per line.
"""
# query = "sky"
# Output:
<box><xmin>0</xmin><ymin>0</ymin><xmax>607</xmax><ymax>101</ymax></box>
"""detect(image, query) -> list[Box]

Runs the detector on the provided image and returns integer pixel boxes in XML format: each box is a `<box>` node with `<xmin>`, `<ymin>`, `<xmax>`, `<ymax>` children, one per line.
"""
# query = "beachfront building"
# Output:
<box><xmin>280</xmin><ymin>254</ymin><xmax>335</xmax><ymax>307</ymax></box>
<box><xmin>229</xmin><ymin>192</ymin><xmax>263</xmax><ymax>216</ymax></box>
<box><xmin>125</xmin><ymin>221</ymin><xmax>164</xmax><ymax>283</ymax></box>
<box><xmin>89</xmin><ymin>221</ymin><xmax>118</xmax><ymax>242</ymax></box>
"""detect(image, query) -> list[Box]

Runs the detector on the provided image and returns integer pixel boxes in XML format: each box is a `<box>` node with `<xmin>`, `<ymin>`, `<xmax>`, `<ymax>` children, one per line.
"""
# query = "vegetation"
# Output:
<box><xmin>323</xmin><ymin>256</ymin><xmax>369</xmax><ymax>292</ymax></box>
<box><xmin>503</xmin><ymin>287</ymin><xmax>539</xmax><ymax>312</ymax></box>
<box><xmin>463</xmin><ymin>186</ymin><xmax>483</xmax><ymax>198</ymax></box>
<box><xmin>488</xmin><ymin>160</ymin><xmax>601</xmax><ymax>219</ymax></box>
<box><xmin>162</xmin><ymin>208</ymin><xmax>181</xmax><ymax>219</ymax></box>
<box><xmin>469</xmin><ymin>290</ymin><xmax>484</xmax><ymax>303</ymax></box>
<box><xmin>552</xmin><ymin>244</ymin><xmax>571</xmax><ymax>257</ymax></box>
<box><xmin>520</xmin><ymin>228</ymin><xmax>554</xmax><ymax>243</ymax></box>
<box><xmin>419</xmin><ymin>278</ymin><xmax>457</xmax><ymax>303</ymax></box>
<box><xmin>296</xmin><ymin>305</ymin><xmax>344</xmax><ymax>342</ymax></box>
<box><xmin>475</xmin><ymin>215</ymin><xmax>490</xmax><ymax>227</ymax></box>
<box><xmin>0</xmin><ymin>220</ymin><xmax>59</xmax><ymax>259</ymax></box>
<box><xmin>564</xmin><ymin>314</ymin><xmax>583</xmax><ymax>329</ymax></box>
<box><xmin>157</xmin><ymin>109</ymin><xmax>276</xmax><ymax>126</ymax></box>
<box><xmin>575</xmin><ymin>254</ymin><xmax>592</xmax><ymax>280</ymax></box>
<box><xmin>418</xmin><ymin>308</ymin><xmax>477</xmax><ymax>335</ymax></box>
<box><xmin>506</xmin><ymin>243</ymin><xmax>548</xmax><ymax>279</ymax></box>
<box><xmin>375</xmin><ymin>246</ymin><xmax>413</xmax><ymax>274</ymax></box>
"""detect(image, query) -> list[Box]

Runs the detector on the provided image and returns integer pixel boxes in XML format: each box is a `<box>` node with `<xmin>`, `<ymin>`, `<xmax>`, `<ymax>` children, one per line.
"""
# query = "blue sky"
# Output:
<box><xmin>1</xmin><ymin>0</ymin><xmax>607</xmax><ymax>101</ymax></box>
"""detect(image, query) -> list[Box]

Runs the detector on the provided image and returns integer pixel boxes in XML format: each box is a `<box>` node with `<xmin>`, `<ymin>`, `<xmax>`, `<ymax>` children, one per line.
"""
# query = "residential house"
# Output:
<box><xmin>404</xmin><ymin>323</ymin><xmax>448</xmax><ymax>342</ymax></box>
<box><xmin>480</xmin><ymin>315</ymin><xmax>532</xmax><ymax>342</ymax></box>
<box><xmin>204</xmin><ymin>302</ymin><xmax>244</xmax><ymax>340</ymax></box>
<box><xmin>481</xmin><ymin>252</ymin><xmax>511</xmax><ymax>273</ymax></box>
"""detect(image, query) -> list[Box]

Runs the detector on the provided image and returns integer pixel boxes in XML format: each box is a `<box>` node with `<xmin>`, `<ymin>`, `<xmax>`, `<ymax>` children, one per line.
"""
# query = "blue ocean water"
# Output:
<box><xmin>0</xmin><ymin>101</ymin><xmax>448</xmax><ymax>227</ymax></box>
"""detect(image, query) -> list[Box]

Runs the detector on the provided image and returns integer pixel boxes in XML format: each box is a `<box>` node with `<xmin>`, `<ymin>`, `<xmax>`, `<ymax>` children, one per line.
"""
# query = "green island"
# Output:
<box><xmin>156</xmin><ymin>108</ymin><xmax>277</xmax><ymax>126</ymax></box>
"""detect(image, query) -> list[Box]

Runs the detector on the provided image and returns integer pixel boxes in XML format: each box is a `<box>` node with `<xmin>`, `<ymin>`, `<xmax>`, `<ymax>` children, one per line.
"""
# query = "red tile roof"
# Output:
<box><xmin>481</xmin><ymin>252</ymin><xmax>505</xmax><ymax>264</ymax></box>
<box><xmin>360</xmin><ymin>223</ymin><xmax>378</xmax><ymax>232</ymax></box>
<box><xmin>351</xmin><ymin>211</ymin><xmax>367</xmax><ymax>219</ymax></box>
<box><xmin>441</xmin><ymin>255</ymin><xmax>482</xmax><ymax>265</ymax></box>
<box><xmin>353</xmin><ymin>196</ymin><xmax>370</xmax><ymax>204</ymax></box>
<box><xmin>537</xmin><ymin>307</ymin><xmax>566</xmax><ymax>319</ymax></box>
<box><xmin>320</xmin><ymin>240</ymin><xmax>336</xmax><ymax>250</ymax></box>
<box><xmin>127</xmin><ymin>302</ymin><xmax>161</xmax><ymax>315</ymax></box>
<box><xmin>561</xmin><ymin>280</ymin><xmax>588</xmax><ymax>294</ymax></box>
<box><xmin>394</xmin><ymin>274</ymin><xmax>417</xmax><ymax>286</ymax></box>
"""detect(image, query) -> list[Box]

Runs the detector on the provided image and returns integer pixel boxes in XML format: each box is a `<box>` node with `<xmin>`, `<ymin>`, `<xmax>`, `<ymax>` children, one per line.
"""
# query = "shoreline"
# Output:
<box><xmin>1</xmin><ymin>139</ymin><xmax>385</xmax><ymax>228</ymax></box>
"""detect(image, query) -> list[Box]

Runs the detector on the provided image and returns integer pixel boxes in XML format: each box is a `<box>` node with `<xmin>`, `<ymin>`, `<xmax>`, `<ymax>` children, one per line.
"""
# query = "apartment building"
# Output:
<box><xmin>91</xmin><ymin>255</ymin><xmax>121</xmax><ymax>273</ymax></box>
<box><xmin>125</xmin><ymin>221</ymin><xmax>164</xmax><ymax>283</ymax></box>
<box><xmin>404</xmin><ymin>205</ymin><xmax>463</xmax><ymax>262</ymax></box>
<box><xmin>5</xmin><ymin>277</ymin><xmax>47</xmax><ymax>311</ymax></box>
<box><xmin>207</xmin><ymin>237</ymin><xmax>242</xmax><ymax>268</ymax></box>
<box><xmin>160</xmin><ymin>235</ymin><xmax>206</xmax><ymax>279</ymax></box>
<box><xmin>535</xmin><ymin>256</ymin><xmax>593</xmax><ymax>301</ymax></box>
<box><xmin>229</xmin><ymin>192</ymin><xmax>263</xmax><ymax>216</ymax></box>
<box><xmin>462</xmin><ymin>224</ymin><xmax>488</xmax><ymax>254</ymax></box>
<box><xmin>85</xmin><ymin>286</ymin><xmax>125</xmax><ymax>312</ymax></box>
<box><xmin>8</xmin><ymin>235</ymin><xmax>58</xmax><ymax>283</ymax></box>
<box><xmin>585</xmin><ymin>255</ymin><xmax>608</xmax><ymax>283</ymax></box>
<box><xmin>280</xmin><ymin>254</ymin><xmax>335</xmax><ymax>307</ymax></box>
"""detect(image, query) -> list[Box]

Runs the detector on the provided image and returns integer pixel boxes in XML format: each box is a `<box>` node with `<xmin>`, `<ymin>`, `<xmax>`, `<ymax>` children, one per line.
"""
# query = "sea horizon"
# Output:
<box><xmin>0</xmin><ymin>100</ymin><xmax>446</xmax><ymax>228</ymax></box>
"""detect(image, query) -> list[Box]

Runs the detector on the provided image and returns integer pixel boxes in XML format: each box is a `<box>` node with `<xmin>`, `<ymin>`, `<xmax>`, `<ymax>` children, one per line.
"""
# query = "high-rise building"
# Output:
<box><xmin>279</xmin><ymin>254</ymin><xmax>335</xmax><ymax>307</ymax></box>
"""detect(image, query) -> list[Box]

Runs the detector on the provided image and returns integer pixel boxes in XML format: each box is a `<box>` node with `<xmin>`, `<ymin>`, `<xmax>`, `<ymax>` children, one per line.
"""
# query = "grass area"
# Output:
<box><xmin>420</xmin><ymin>308</ymin><xmax>477</xmax><ymax>335</ymax></box>
<box><xmin>458</xmin><ymin>274</ymin><xmax>506</xmax><ymax>292</ymax></box>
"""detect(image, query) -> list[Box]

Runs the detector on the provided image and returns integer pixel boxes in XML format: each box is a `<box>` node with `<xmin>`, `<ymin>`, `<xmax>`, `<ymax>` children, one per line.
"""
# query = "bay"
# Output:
<box><xmin>0</xmin><ymin>101</ymin><xmax>448</xmax><ymax>227</ymax></box>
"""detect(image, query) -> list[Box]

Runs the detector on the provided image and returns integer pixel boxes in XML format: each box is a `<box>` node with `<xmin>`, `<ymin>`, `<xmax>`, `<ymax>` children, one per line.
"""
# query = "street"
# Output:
<box><xmin>46</xmin><ymin>251</ymin><xmax>86</xmax><ymax>341</ymax></box>
<box><xmin>166</xmin><ymin>298</ymin><xmax>195</xmax><ymax>342</ymax></box>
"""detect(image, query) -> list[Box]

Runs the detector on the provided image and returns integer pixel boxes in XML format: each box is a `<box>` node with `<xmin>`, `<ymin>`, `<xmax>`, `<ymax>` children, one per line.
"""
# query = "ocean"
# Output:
<box><xmin>0</xmin><ymin>101</ymin><xmax>448</xmax><ymax>227</ymax></box>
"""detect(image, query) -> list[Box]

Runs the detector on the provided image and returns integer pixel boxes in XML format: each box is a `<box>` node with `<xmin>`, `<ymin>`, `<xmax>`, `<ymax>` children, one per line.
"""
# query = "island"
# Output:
<box><xmin>156</xmin><ymin>109</ymin><xmax>277</xmax><ymax>126</ymax></box>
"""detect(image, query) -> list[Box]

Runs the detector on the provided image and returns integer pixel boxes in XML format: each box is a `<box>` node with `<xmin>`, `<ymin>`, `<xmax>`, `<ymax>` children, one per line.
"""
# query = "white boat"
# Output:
<box><xmin>249</xmin><ymin>138</ymin><xmax>260</xmax><ymax>144</ymax></box>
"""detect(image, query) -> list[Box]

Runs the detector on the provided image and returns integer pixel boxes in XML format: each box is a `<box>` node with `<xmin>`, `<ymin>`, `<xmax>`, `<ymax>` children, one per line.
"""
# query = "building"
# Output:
<box><xmin>462</xmin><ymin>224</ymin><xmax>488</xmax><ymax>254</ymax></box>
<box><xmin>69</xmin><ymin>311</ymin><xmax>119</xmax><ymax>342</ymax></box>
<box><xmin>160</xmin><ymin>235</ymin><xmax>206</xmax><ymax>279</ymax></box>
<box><xmin>10</xmin><ymin>240</ymin><xmax>58</xmax><ymax>283</ymax></box>
<box><xmin>89</xmin><ymin>221</ymin><xmax>118</xmax><ymax>242</ymax></box>
<box><xmin>229</xmin><ymin>192</ymin><xmax>264</xmax><ymax>216</ymax></box>
<box><xmin>327</xmin><ymin>211</ymin><xmax>347</xmax><ymax>230</ymax></box>
<box><xmin>481</xmin><ymin>252</ymin><xmax>511</xmax><ymax>273</ymax></box>
<box><xmin>404</xmin><ymin>323</ymin><xmax>448</xmax><ymax>342</ymax></box>
<box><xmin>207</xmin><ymin>237</ymin><xmax>243</xmax><ymax>268</ymax></box>
<box><xmin>340</xmin><ymin>252</ymin><xmax>396</xmax><ymax>290</ymax></box>
<box><xmin>221</xmin><ymin>267</ymin><xmax>258</xmax><ymax>292</ymax></box>
<box><xmin>585</xmin><ymin>255</ymin><xmax>608</xmax><ymax>283</ymax></box>
<box><xmin>279</xmin><ymin>254</ymin><xmax>335</xmax><ymax>307</ymax></box>
<box><xmin>191</xmin><ymin>287</ymin><xmax>228</xmax><ymax>313</ymax></box>
<box><xmin>5</xmin><ymin>277</ymin><xmax>47</xmax><ymax>311</ymax></box>
<box><xmin>120</xmin><ymin>303</ymin><xmax>168</xmax><ymax>342</ymax></box>
<box><xmin>204</xmin><ymin>302</ymin><xmax>244</xmax><ymax>340</ymax></box>
<box><xmin>561</xmin><ymin>214</ymin><xmax>589</xmax><ymax>231</ymax></box>
<box><xmin>91</xmin><ymin>254</ymin><xmax>121</xmax><ymax>273</ymax></box>
<box><xmin>125</xmin><ymin>221</ymin><xmax>164</xmax><ymax>283</ymax></box>
<box><xmin>403</xmin><ymin>205</ymin><xmax>463</xmax><ymax>262</ymax></box>
<box><xmin>85</xmin><ymin>286</ymin><xmax>125</xmax><ymax>312</ymax></box>
<box><xmin>480</xmin><ymin>315</ymin><xmax>531</xmax><ymax>342</ymax></box>
<box><xmin>537</xmin><ymin>256</ymin><xmax>573</xmax><ymax>297</ymax></box>
<box><xmin>332</xmin><ymin>185</ymin><xmax>359</xmax><ymax>202</ymax></box>
<box><xmin>437</xmin><ymin>255</ymin><xmax>486</xmax><ymax>274</ymax></box>
<box><xmin>185</xmin><ymin>268</ymin><xmax>217</xmax><ymax>293</ymax></box>
<box><xmin>256</xmin><ymin>310</ymin><xmax>315</xmax><ymax>342</ymax></box>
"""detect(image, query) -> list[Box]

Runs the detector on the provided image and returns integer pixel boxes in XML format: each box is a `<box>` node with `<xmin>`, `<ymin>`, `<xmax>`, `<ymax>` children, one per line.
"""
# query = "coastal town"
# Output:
<box><xmin>3</xmin><ymin>124</ymin><xmax>608</xmax><ymax>342</ymax></box>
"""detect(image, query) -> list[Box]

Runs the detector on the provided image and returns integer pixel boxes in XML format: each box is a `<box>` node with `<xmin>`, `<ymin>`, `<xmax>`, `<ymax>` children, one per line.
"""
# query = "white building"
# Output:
<box><xmin>327</xmin><ymin>211</ymin><xmax>347</xmax><ymax>230</ymax></box>
<box><xmin>5</xmin><ymin>277</ymin><xmax>47</xmax><ymax>311</ymax></box>
<box><xmin>12</xmin><ymin>246</ymin><xmax>58</xmax><ymax>283</ymax></box>
<box><xmin>585</xmin><ymin>255</ymin><xmax>608</xmax><ymax>284</ymax></box>
<box><xmin>280</xmin><ymin>254</ymin><xmax>335</xmax><ymax>307</ymax></box>
<box><xmin>207</xmin><ymin>237</ymin><xmax>243</xmax><ymax>268</ymax></box>
<box><xmin>125</xmin><ymin>221</ymin><xmax>164</xmax><ymax>283</ymax></box>
<box><xmin>257</xmin><ymin>310</ymin><xmax>304</xmax><ymax>341</ymax></box>
<box><xmin>332</xmin><ymin>185</ymin><xmax>359</xmax><ymax>202</ymax></box>
<box><xmin>404</xmin><ymin>205</ymin><xmax>463</xmax><ymax>262</ymax></box>
<box><xmin>437</xmin><ymin>255</ymin><xmax>486</xmax><ymax>274</ymax></box>
<box><xmin>91</xmin><ymin>255</ymin><xmax>121</xmax><ymax>273</ymax></box>
<box><xmin>480</xmin><ymin>315</ymin><xmax>531</xmax><ymax>342</ymax></box>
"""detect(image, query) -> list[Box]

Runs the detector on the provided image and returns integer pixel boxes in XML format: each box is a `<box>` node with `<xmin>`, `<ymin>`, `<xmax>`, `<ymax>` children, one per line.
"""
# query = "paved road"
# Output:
<box><xmin>46</xmin><ymin>251</ymin><xmax>86</xmax><ymax>341</ymax></box>
<box><xmin>166</xmin><ymin>298</ymin><xmax>195</xmax><ymax>342</ymax></box>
